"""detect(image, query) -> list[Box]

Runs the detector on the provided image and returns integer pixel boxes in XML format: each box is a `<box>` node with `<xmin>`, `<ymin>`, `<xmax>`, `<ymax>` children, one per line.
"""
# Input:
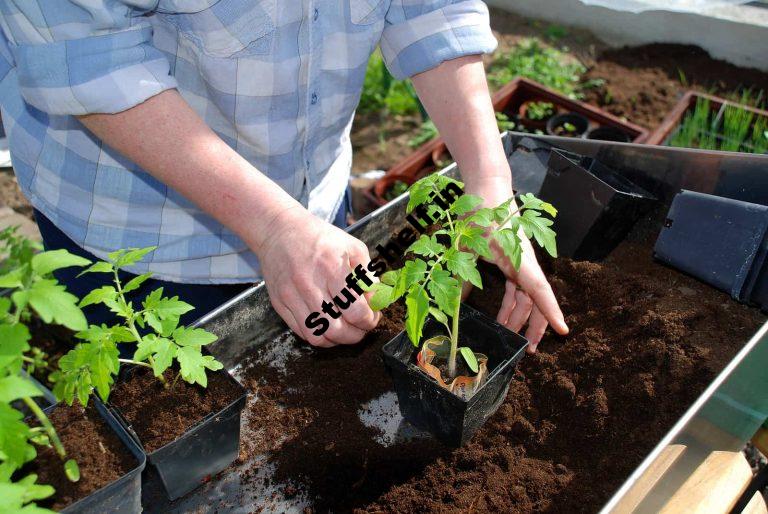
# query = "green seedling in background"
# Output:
<box><xmin>525</xmin><ymin>101</ymin><xmax>555</xmax><ymax>121</ymax></box>
<box><xmin>52</xmin><ymin>247</ymin><xmax>223</xmax><ymax>407</ymax></box>
<box><xmin>367</xmin><ymin>174</ymin><xmax>557</xmax><ymax>380</ymax></box>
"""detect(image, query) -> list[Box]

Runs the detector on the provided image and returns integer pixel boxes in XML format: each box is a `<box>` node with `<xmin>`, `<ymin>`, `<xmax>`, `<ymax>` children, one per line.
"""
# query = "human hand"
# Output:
<box><xmin>465</xmin><ymin>177</ymin><xmax>569</xmax><ymax>352</ymax></box>
<box><xmin>254</xmin><ymin>206</ymin><xmax>381</xmax><ymax>347</ymax></box>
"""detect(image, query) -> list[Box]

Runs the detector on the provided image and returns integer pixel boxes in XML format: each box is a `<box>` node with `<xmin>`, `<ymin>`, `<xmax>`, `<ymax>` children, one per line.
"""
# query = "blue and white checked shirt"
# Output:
<box><xmin>0</xmin><ymin>0</ymin><xmax>496</xmax><ymax>283</ymax></box>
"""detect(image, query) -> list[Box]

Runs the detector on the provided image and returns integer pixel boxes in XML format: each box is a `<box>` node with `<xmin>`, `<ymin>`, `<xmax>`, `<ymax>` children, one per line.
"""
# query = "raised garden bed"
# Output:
<box><xmin>646</xmin><ymin>90</ymin><xmax>768</xmax><ymax>152</ymax></box>
<box><xmin>368</xmin><ymin>78</ymin><xmax>650</xmax><ymax>206</ymax></box>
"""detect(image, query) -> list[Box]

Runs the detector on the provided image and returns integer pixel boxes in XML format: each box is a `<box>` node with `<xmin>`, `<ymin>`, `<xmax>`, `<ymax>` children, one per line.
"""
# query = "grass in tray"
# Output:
<box><xmin>669</xmin><ymin>91</ymin><xmax>768</xmax><ymax>154</ymax></box>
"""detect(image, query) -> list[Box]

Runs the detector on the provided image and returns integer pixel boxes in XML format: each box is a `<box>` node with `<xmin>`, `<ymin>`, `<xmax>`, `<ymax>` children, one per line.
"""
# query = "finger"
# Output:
<box><xmin>523</xmin><ymin>278</ymin><xmax>569</xmax><ymax>336</ymax></box>
<box><xmin>324</xmin><ymin>312</ymin><xmax>368</xmax><ymax>345</ymax></box>
<box><xmin>279</xmin><ymin>285</ymin><xmax>339</xmax><ymax>348</ymax></box>
<box><xmin>524</xmin><ymin>305</ymin><xmax>549</xmax><ymax>353</ymax></box>
<box><xmin>496</xmin><ymin>280</ymin><xmax>518</xmax><ymax>325</ymax></box>
<box><xmin>271</xmin><ymin>294</ymin><xmax>336</xmax><ymax>348</ymax></box>
<box><xmin>331</xmin><ymin>279</ymin><xmax>379</xmax><ymax>332</ymax></box>
<box><xmin>506</xmin><ymin>290</ymin><xmax>533</xmax><ymax>333</ymax></box>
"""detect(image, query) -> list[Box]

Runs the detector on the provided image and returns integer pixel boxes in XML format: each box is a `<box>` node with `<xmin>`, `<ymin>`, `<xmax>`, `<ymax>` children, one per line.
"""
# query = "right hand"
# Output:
<box><xmin>254</xmin><ymin>206</ymin><xmax>381</xmax><ymax>347</ymax></box>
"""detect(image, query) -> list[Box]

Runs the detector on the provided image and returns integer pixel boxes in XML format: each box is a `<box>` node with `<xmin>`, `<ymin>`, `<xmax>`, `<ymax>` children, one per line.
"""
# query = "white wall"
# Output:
<box><xmin>486</xmin><ymin>0</ymin><xmax>768</xmax><ymax>71</ymax></box>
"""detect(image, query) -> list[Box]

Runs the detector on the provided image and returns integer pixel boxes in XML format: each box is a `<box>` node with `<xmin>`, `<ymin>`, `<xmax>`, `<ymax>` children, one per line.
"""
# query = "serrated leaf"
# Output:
<box><xmin>0</xmin><ymin>474</ymin><xmax>56</xmax><ymax>513</ymax></box>
<box><xmin>428</xmin><ymin>307</ymin><xmax>448</xmax><ymax>326</ymax></box>
<box><xmin>31</xmin><ymin>250</ymin><xmax>90</xmax><ymax>276</ymax></box>
<box><xmin>407</xmin><ymin>235</ymin><xmax>445</xmax><ymax>258</ymax></box>
<box><xmin>0</xmin><ymin>376</ymin><xmax>42</xmax><ymax>403</ymax></box>
<box><xmin>0</xmin><ymin>404</ymin><xmax>36</xmax><ymax>476</ymax></box>
<box><xmin>459</xmin><ymin>347</ymin><xmax>479</xmax><ymax>373</ymax></box>
<box><xmin>406</xmin><ymin>176</ymin><xmax>435</xmax><ymax>213</ymax></box>
<box><xmin>380</xmin><ymin>270</ymin><xmax>399</xmax><ymax>286</ymax></box>
<box><xmin>519</xmin><ymin>210</ymin><xmax>557</xmax><ymax>257</ymax></box>
<box><xmin>54</xmin><ymin>335</ymin><xmax>119</xmax><ymax>405</ymax></box>
<box><xmin>444</xmin><ymin>249</ymin><xmax>482</xmax><ymax>288</ymax></box>
<box><xmin>78</xmin><ymin>261</ymin><xmax>114</xmax><ymax>276</ymax></box>
<box><xmin>426</xmin><ymin>267</ymin><xmax>460</xmax><ymax>318</ymax></box>
<box><xmin>133</xmin><ymin>335</ymin><xmax>176</xmax><ymax>377</ymax></box>
<box><xmin>112</xmin><ymin>246</ymin><xmax>156</xmax><ymax>268</ymax></box>
<box><xmin>449</xmin><ymin>194</ymin><xmax>484</xmax><ymax>216</ymax></box>
<box><xmin>367</xmin><ymin>283</ymin><xmax>395</xmax><ymax>311</ymax></box>
<box><xmin>492</xmin><ymin>198</ymin><xmax>515</xmax><ymax>224</ymax></box>
<box><xmin>0</xmin><ymin>268</ymin><xmax>24</xmax><ymax>288</ymax></box>
<box><xmin>468</xmin><ymin>207</ymin><xmax>495</xmax><ymax>227</ymax></box>
<box><xmin>64</xmin><ymin>459</ymin><xmax>80</xmax><ymax>482</ymax></box>
<box><xmin>401</xmin><ymin>259</ymin><xmax>427</xmax><ymax>291</ymax></box>
<box><xmin>457</xmin><ymin>226</ymin><xmax>491</xmax><ymax>259</ymax></box>
<box><xmin>79</xmin><ymin>286</ymin><xmax>118</xmax><ymax>308</ymax></box>
<box><xmin>405</xmin><ymin>286</ymin><xmax>429</xmax><ymax>345</ymax></box>
<box><xmin>519</xmin><ymin>192</ymin><xmax>558</xmax><ymax>217</ymax></box>
<box><xmin>0</xmin><ymin>323</ymin><xmax>30</xmax><ymax>371</ymax></box>
<box><xmin>147</xmin><ymin>293</ymin><xmax>194</xmax><ymax>320</ymax></box>
<box><xmin>173</xmin><ymin>326</ymin><xmax>217</xmax><ymax>348</ymax></box>
<box><xmin>122</xmin><ymin>272</ymin><xmax>153</xmax><ymax>294</ymax></box>
<box><xmin>27</xmin><ymin>280</ymin><xmax>87</xmax><ymax>331</ymax></box>
<box><xmin>494</xmin><ymin>228</ymin><xmax>523</xmax><ymax>270</ymax></box>
<box><xmin>176</xmin><ymin>347</ymin><xmax>222</xmax><ymax>387</ymax></box>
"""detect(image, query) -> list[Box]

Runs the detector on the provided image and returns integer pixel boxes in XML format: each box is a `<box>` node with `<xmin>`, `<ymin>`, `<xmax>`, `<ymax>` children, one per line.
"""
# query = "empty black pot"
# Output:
<box><xmin>382</xmin><ymin>304</ymin><xmax>528</xmax><ymax>447</ymax></box>
<box><xmin>585</xmin><ymin>125</ymin><xmax>631</xmax><ymax>142</ymax></box>
<box><xmin>32</xmin><ymin>400</ymin><xmax>146</xmax><ymax>513</ymax></box>
<box><xmin>654</xmin><ymin>190</ymin><xmax>768</xmax><ymax>304</ymax></box>
<box><xmin>539</xmin><ymin>150</ymin><xmax>657</xmax><ymax>261</ymax></box>
<box><xmin>110</xmin><ymin>368</ymin><xmax>247</xmax><ymax>500</ymax></box>
<box><xmin>546</xmin><ymin>112</ymin><xmax>589</xmax><ymax>138</ymax></box>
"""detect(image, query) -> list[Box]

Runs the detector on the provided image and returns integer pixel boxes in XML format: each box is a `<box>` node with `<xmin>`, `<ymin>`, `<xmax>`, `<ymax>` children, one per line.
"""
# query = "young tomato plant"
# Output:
<box><xmin>368</xmin><ymin>174</ymin><xmax>557</xmax><ymax>384</ymax></box>
<box><xmin>52</xmin><ymin>247</ymin><xmax>223</xmax><ymax>407</ymax></box>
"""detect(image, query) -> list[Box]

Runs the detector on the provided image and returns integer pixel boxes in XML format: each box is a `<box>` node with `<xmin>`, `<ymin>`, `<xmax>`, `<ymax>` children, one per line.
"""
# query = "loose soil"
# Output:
<box><xmin>24</xmin><ymin>403</ymin><xmax>136</xmax><ymax>511</ymax></box>
<box><xmin>235</xmin><ymin>218</ymin><xmax>764</xmax><ymax>513</ymax></box>
<box><xmin>109</xmin><ymin>367</ymin><xmax>242</xmax><ymax>452</ymax></box>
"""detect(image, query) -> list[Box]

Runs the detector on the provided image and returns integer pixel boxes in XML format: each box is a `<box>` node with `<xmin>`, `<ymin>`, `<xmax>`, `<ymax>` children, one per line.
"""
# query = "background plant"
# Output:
<box><xmin>525</xmin><ymin>101</ymin><xmax>555</xmax><ymax>121</ymax></box>
<box><xmin>52</xmin><ymin>247</ymin><xmax>223</xmax><ymax>407</ymax></box>
<box><xmin>359</xmin><ymin>51</ymin><xmax>424</xmax><ymax>117</ymax></box>
<box><xmin>367</xmin><ymin>175</ymin><xmax>557</xmax><ymax>380</ymax></box>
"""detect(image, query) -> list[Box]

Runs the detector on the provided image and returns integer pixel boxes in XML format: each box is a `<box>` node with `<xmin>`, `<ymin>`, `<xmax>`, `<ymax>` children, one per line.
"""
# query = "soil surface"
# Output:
<box><xmin>235</xmin><ymin>218</ymin><xmax>764</xmax><ymax>513</ymax></box>
<box><xmin>109</xmin><ymin>367</ymin><xmax>243</xmax><ymax>452</ymax></box>
<box><xmin>27</xmin><ymin>318</ymin><xmax>76</xmax><ymax>388</ymax></box>
<box><xmin>24</xmin><ymin>403</ymin><xmax>136</xmax><ymax>511</ymax></box>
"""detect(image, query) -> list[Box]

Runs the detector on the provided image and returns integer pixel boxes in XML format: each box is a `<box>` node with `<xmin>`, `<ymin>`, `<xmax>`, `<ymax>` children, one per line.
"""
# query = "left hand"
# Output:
<box><xmin>464</xmin><ymin>177</ymin><xmax>569</xmax><ymax>353</ymax></box>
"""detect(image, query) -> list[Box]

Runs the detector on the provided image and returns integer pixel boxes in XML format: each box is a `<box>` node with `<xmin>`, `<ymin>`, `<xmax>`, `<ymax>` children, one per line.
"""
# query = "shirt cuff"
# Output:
<box><xmin>10</xmin><ymin>26</ymin><xmax>177</xmax><ymax>115</ymax></box>
<box><xmin>380</xmin><ymin>0</ymin><xmax>498</xmax><ymax>80</ymax></box>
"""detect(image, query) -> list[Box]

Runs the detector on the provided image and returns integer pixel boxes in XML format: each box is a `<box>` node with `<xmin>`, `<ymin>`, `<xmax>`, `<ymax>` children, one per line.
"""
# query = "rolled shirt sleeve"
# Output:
<box><xmin>380</xmin><ymin>0</ymin><xmax>498</xmax><ymax>80</ymax></box>
<box><xmin>0</xmin><ymin>1</ymin><xmax>177</xmax><ymax>115</ymax></box>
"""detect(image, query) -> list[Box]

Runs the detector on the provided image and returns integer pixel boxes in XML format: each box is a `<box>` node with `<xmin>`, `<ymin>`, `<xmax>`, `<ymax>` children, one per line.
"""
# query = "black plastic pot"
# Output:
<box><xmin>109</xmin><ymin>368</ymin><xmax>247</xmax><ymax>501</ymax></box>
<box><xmin>382</xmin><ymin>304</ymin><xmax>528</xmax><ymax>447</ymax></box>
<box><xmin>539</xmin><ymin>150</ymin><xmax>657</xmax><ymax>261</ymax></box>
<box><xmin>38</xmin><ymin>400</ymin><xmax>146</xmax><ymax>513</ymax></box>
<box><xmin>585</xmin><ymin>125</ymin><xmax>631</xmax><ymax>142</ymax></box>
<box><xmin>654</xmin><ymin>190</ymin><xmax>768</xmax><ymax>304</ymax></box>
<box><xmin>507</xmin><ymin>137</ymin><xmax>555</xmax><ymax>195</ymax></box>
<box><xmin>546</xmin><ymin>112</ymin><xmax>589</xmax><ymax>138</ymax></box>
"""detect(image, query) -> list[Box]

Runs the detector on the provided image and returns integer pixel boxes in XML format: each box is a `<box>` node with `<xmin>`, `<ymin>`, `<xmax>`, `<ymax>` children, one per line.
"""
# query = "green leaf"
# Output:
<box><xmin>459</xmin><ymin>347</ymin><xmax>479</xmax><ymax>373</ymax></box>
<box><xmin>79</xmin><ymin>286</ymin><xmax>118</xmax><ymax>308</ymax></box>
<box><xmin>0</xmin><ymin>474</ymin><xmax>55</xmax><ymax>513</ymax></box>
<box><xmin>407</xmin><ymin>235</ymin><xmax>445</xmax><ymax>258</ymax></box>
<box><xmin>380</xmin><ymin>270</ymin><xmax>399</xmax><ymax>286</ymax></box>
<box><xmin>405</xmin><ymin>286</ymin><xmax>430</xmax><ymax>345</ymax></box>
<box><xmin>31</xmin><ymin>250</ymin><xmax>90</xmax><ymax>276</ymax></box>
<box><xmin>78</xmin><ymin>261</ymin><xmax>114</xmax><ymax>276</ymax></box>
<box><xmin>468</xmin><ymin>207</ymin><xmax>495</xmax><ymax>227</ymax></box>
<box><xmin>64</xmin><ymin>459</ymin><xmax>80</xmax><ymax>482</ymax></box>
<box><xmin>400</xmin><ymin>259</ymin><xmax>427</xmax><ymax>293</ymax></box>
<box><xmin>428</xmin><ymin>307</ymin><xmax>448</xmax><ymax>326</ymax></box>
<box><xmin>142</xmin><ymin>289</ymin><xmax>194</xmax><ymax>319</ymax></box>
<box><xmin>406</xmin><ymin>176</ymin><xmax>435</xmax><ymax>214</ymax></box>
<box><xmin>0</xmin><ymin>323</ymin><xmax>31</xmax><ymax>371</ymax></box>
<box><xmin>457</xmin><ymin>225</ymin><xmax>492</xmax><ymax>259</ymax></box>
<box><xmin>122</xmin><ymin>272</ymin><xmax>153</xmax><ymax>294</ymax></box>
<box><xmin>0</xmin><ymin>404</ymin><xmax>36</xmax><ymax>477</ymax></box>
<box><xmin>519</xmin><ymin>192</ymin><xmax>558</xmax><ymax>217</ymax></box>
<box><xmin>519</xmin><ymin>209</ymin><xmax>558</xmax><ymax>257</ymax></box>
<box><xmin>0</xmin><ymin>268</ymin><xmax>24</xmax><ymax>288</ymax></box>
<box><xmin>367</xmin><ymin>283</ymin><xmax>396</xmax><ymax>311</ymax></box>
<box><xmin>176</xmin><ymin>348</ymin><xmax>223</xmax><ymax>387</ymax></box>
<box><xmin>27</xmin><ymin>280</ymin><xmax>87</xmax><ymax>331</ymax></box>
<box><xmin>172</xmin><ymin>327</ymin><xmax>217</xmax><ymax>348</ymax></box>
<box><xmin>444</xmin><ymin>249</ymin><xmax>482</xmax><ymax>288</ymax></box>
<box><xmin>494</xmin><ymin>228</ymin><xmax>523</xmax><ymax>270</ymax></box>
<box><xmin>112</xmin><ymin>246</ymin><xmax>156</xmax><ymax>268</ymax></box>
<box><xmin>426</xmin><ymin>266</ymin><xmax>460</xmax><ymax>317</ymax></box>
<box><xmin>53</xmin><ymin>334</ymin><xmax>119</xmax><ymax>405</ymax></box>
<box><xmin>0</xmin><ymin>375</ymin><xmax>42</xmax><ymax>403</ymax></box>
<box><xmin>449</xmin><ymin>194</ymin><xmax>484</xmax><ymax>216</ymax></box>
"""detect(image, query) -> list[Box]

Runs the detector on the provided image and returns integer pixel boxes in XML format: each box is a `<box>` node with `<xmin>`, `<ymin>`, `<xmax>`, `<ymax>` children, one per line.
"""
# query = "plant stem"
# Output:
<box><xmin>22</xmin><ymin>396</ymin><xmax>67</xmax><ymax>460</ymax></box>
<box><xmin>118</xmin><ymin>358</ymin><xmax>152</xmax><ymax>369</ymax></box>
<box><xmin>447</xmin><ymin>285</ymin><xmax>461</xmax><ymax>379</ymax></box>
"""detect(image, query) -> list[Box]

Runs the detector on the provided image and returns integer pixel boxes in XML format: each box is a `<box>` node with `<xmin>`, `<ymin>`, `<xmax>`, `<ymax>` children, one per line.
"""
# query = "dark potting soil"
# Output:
<box><xmin>27</xmin><ymin>317</ymin><xmax>76</xmax><ymax>387</ymax></box>
<box><xmin>23</xmin><ymin>403</ymin><xmax>135</xmax><ymax>511</ymax></box>
<box><xmin>109</xmin><ymin>367</ymin><xmax>242</xmax><ymax>452</ymax></box>
<box><xmin>237</xmin><ymin>230</ymin><xmax>764</xmax><ymax>513</ymax></box>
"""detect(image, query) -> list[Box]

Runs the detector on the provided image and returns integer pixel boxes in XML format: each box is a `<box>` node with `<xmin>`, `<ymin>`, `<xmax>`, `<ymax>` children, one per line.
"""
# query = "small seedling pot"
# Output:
<box><xmin>654</xmin><ymin>190</ymin><xmax>768</xmax><ymax>304</ymax></box>
<box><xmin>585</xmin><ymin>125</ymin><xmax>631</xmax><ymax>143</ymax></box>
<box><xmin>36</xmin><ymin>400</ymin><xmax>146</xmax><ymax>513</ymax></box>
<box><xmin>109</xmin><ymin>368</ymin><xmax>247</xmax><ymax>501</ymax></box>
<box><xmin>381</xmin><ymin>304</ymin><xmax>528</xmax><ymax>447</ymax></box>
<box><xmin>517</xmin><ymin>100</ymin><xmax>554</xmax><ymax>131</ymax></box>
<box><xmin>539</xmin><ymin>150</ymin><xmax>657</xmax><ymax>261</ymax></box>
<box><xmin>546</xmin><ymin>112</ymin><xmax>589</xmax><ymax>138</ymax></box>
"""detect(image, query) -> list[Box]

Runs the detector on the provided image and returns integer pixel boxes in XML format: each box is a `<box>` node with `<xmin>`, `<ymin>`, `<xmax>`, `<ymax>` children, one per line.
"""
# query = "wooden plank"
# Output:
<box><xmin>742</xmin><ymin>492</ymin><xmax>768</xmax><ymax>514</ymax></box>
<box><xmin>611</xmin><ymin>444</ymin><xmax>686</xmax><ymax>514</ymax></box>
<box><xmin>659</xmin><ymin>451</ymin><xmax>753</xmax><ymax>514</ymax></box>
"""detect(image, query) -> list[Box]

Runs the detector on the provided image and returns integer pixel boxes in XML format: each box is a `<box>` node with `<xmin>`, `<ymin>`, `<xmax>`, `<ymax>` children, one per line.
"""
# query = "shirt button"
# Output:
<box><xmin>313</xmin><ymin>8</ymin><xmax>319</xmax><ymax>21</ymax></box>
<box><xmin>306</xmin><ymin>160</ymin><xmax>310</xmax><ymax>168</ymax></box>
<box><xmin>311</xmin><ymin>92</ymin><xmax>318</xmax><ymax>105</ymax></box>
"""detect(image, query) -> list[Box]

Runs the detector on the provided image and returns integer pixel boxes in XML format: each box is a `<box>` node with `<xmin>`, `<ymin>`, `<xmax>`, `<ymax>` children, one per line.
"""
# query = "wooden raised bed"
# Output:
<box><xmin>367</xmin><ymin>78</ymin><xmax>650</xmax><ymax>207</ymax></box>
<box><xmin>646</xmin><ymin>90</ymin><xmax>768</xmax><ymax>146</ymax></box>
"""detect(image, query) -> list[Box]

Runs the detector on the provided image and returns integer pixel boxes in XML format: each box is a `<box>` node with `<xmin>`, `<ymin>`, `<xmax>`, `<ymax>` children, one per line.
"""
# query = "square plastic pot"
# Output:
<box><xmin>654</xmin><ymin>190</ymin><xmax>768</xmax><ymax>304</ymax></box>
<box><xmin>382</xmin><ymin>304</ymin><xmax>528</xmax><ymax>447</ymax></box>
<box><xmin>109</xmin><ymin>368</ymin><xmax>247</xmax><ymax>501</ymax></box>
<box><xmin>38</xmin><ymin>399</ymin><xmax>146</xmax><ymax>513</ymax></box>
<box><xmin>539</xmin><ymin>150</ymin><xmax>657</xmax><ymax>261</ymax></box>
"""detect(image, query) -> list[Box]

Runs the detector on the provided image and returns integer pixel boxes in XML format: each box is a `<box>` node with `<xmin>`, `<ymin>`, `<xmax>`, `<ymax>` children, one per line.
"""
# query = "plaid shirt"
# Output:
<box><xmin>0</xmin><ymin>0</ymin><xmax>496</xmax><ymax>283</ymax></box>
